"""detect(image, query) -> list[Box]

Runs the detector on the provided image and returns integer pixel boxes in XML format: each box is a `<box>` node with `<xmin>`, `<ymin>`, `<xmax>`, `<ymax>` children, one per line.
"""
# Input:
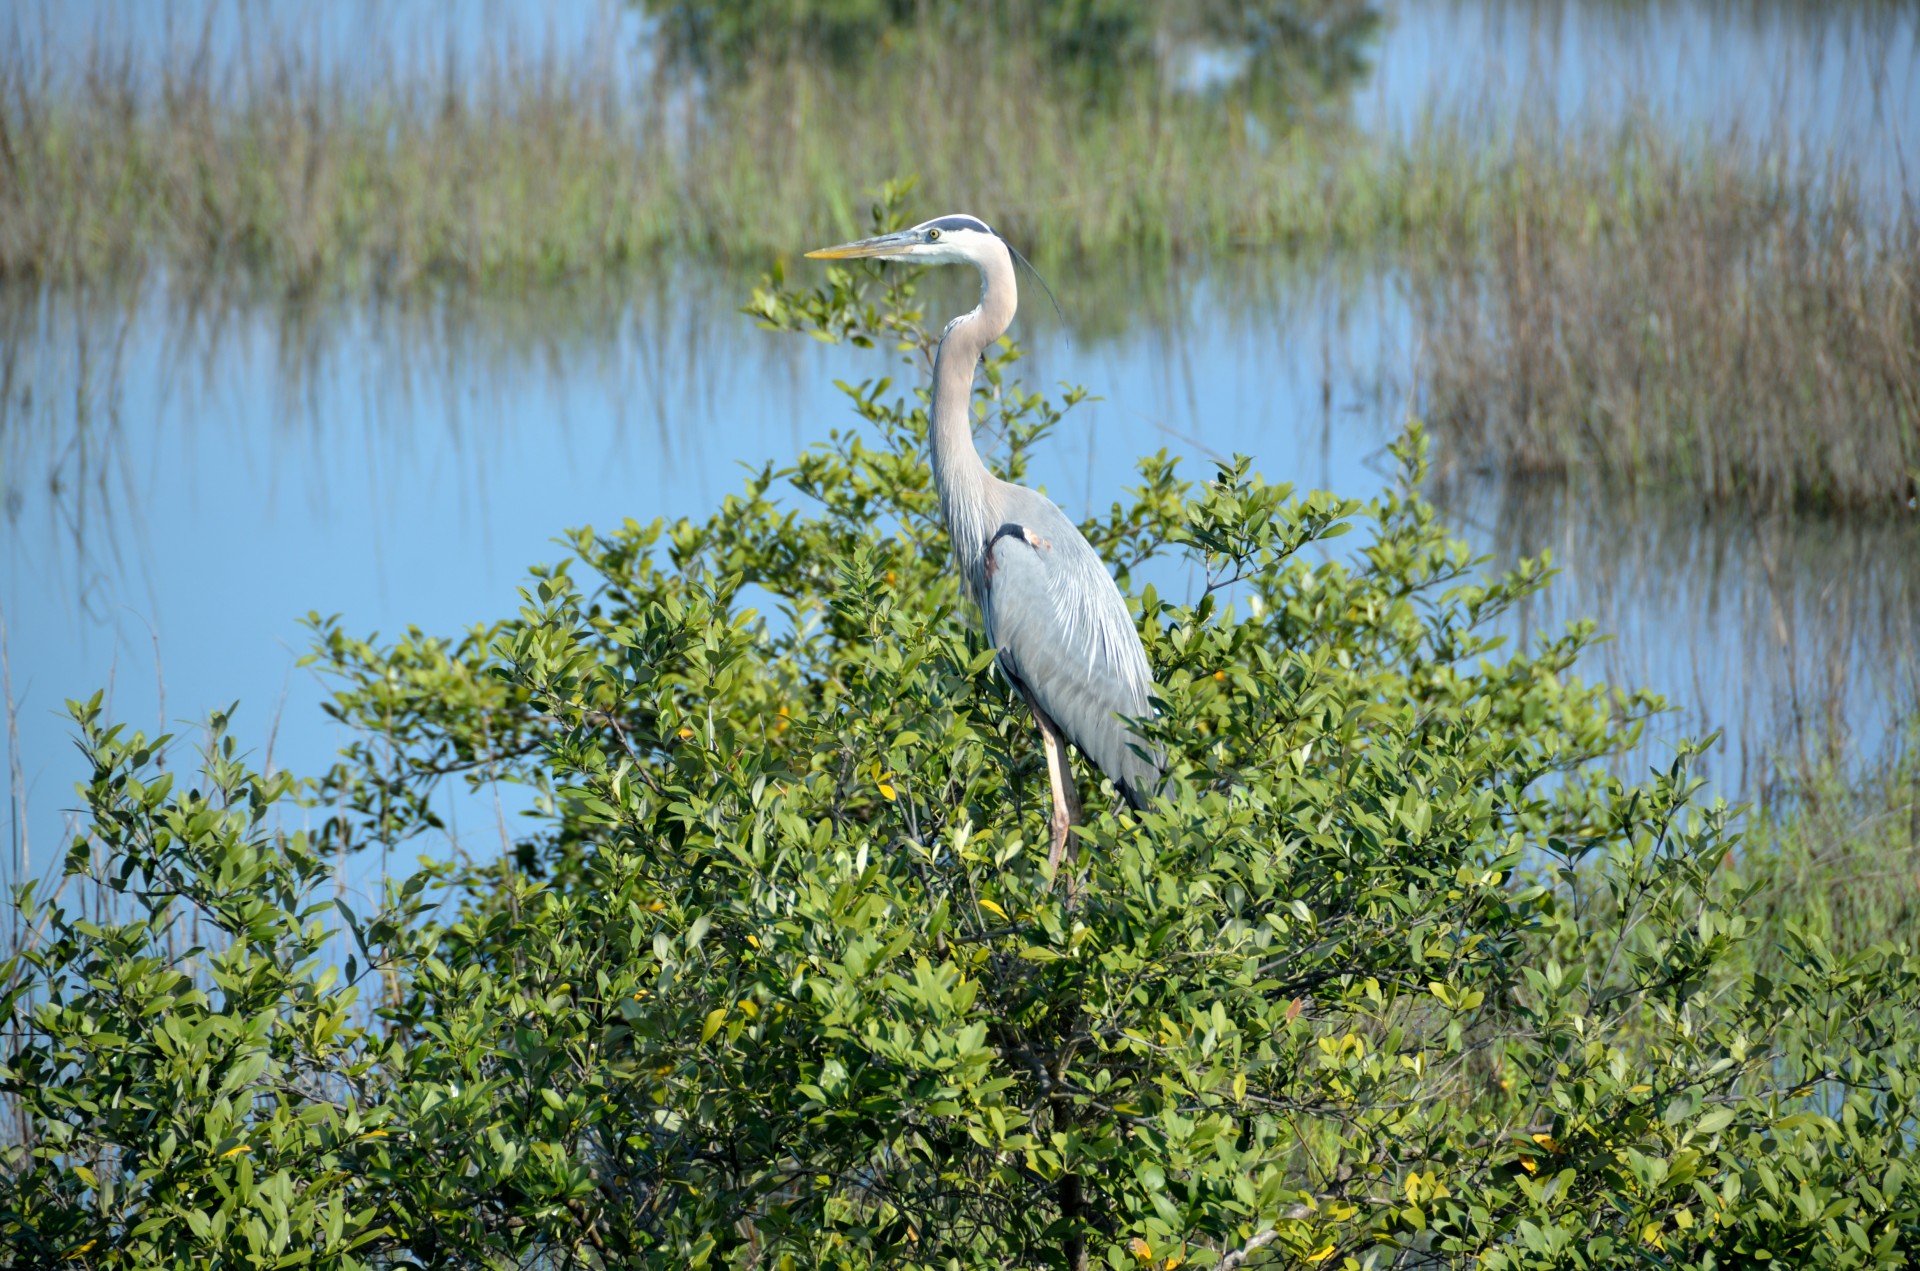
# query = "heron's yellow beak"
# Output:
<box><xmin>805</xmin><ymin>229</ymin><xmax>918</xmax><ymax>260</ymax></box>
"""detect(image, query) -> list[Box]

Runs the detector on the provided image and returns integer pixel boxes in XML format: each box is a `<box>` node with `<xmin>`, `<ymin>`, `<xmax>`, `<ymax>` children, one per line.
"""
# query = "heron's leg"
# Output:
<box><xmin>1026</xmin><ymin>694</ymin><xmax>1083</xmax><ymax>879</ymax></box>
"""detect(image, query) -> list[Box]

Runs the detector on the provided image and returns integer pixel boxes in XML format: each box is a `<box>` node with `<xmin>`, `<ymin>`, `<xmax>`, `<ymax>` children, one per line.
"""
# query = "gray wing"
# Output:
<box><xmin>980</xmin><ymin>488</ymin><xmax>1162</xmax><ymax>806</ymax></box>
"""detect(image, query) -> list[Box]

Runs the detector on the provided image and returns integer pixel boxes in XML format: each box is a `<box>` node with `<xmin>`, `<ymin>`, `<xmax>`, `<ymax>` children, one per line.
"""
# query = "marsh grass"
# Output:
<box><xmin>1741</xmin><ymin>729</ymin><xmax>1920</xmax><ymax>976</ymax></box>
<box><xmin>3</xmin><ymin>13</ymin><xmax>1916</xmax><ymax>508</ymax></box>
<box><xmin>0</xmin><ymin>16</ymin><xmax>1865</xmax><ymax>280</ymax></box>
<box><xmin>1416</xmin><ymin>128</ymin><xmax>1920</xmax><ymax>513</ymax></box>
<box><xmin>0</xmin><ymin>29</ymin><xmax>1427</xmax><ymax>284</ymax></box>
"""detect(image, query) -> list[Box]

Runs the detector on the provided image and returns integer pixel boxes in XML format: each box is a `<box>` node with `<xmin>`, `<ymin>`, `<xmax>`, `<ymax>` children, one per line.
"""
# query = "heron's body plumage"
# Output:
<box><xmin>977</xmin><ymin>487</ymin><xmax>1159</xmax><ymax>806</ymax></box>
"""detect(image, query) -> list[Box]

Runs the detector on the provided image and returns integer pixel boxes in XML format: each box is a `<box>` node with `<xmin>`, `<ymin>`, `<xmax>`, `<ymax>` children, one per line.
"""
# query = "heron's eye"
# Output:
<box><xmin>926</xmin><ymin>228</ymin><xmax>941</xmax><ymax>241</ymax></box>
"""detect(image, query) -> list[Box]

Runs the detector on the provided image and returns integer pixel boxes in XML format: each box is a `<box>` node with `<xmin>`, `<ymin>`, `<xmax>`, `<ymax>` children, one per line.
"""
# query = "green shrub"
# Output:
<box><xmin>3</xmin><ymin>193</ymin><xmax>1915</xmax><ymax>1269</ymax></box>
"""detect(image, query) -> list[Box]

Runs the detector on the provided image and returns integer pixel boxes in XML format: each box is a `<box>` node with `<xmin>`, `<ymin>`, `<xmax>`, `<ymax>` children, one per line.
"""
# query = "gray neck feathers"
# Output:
<box><xmin>929</xmin><ymin>243</ymin><xmax>1017</xmax><ymax>602</ymax></box>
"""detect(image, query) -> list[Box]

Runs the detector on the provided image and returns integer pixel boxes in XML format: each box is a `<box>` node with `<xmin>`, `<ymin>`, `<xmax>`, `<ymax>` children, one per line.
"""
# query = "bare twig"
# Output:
<box><xmin>1217</xmin><ymin>1227</ymin><xmax>1281</xmax><ymax>1271</ymax></box>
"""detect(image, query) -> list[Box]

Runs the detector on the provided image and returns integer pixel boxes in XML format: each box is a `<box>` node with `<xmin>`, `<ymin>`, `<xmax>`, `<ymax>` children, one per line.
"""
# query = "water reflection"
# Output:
<box><xmin>1433</xmin><ymin>475</ymin><xmax>1920</xmax><ymax>790</ymax></box>
<box><xmin>1371</xmin><ymin>0</ymin><xmax>1920</xmax><ymax>200</ymax></box>
<box><xmin>8</xmin><ymin>258</ymin><xmax>1915</xmax><ymax>861</ymax></box>
<box><xmin>0</xmin><ymin>260</ymin><xmax>1414</xmax><ymax>860</ymax></box>
<box><xmin>2</xmin><ymin>260</ymin><xmax>1406</xmax><ymax>601</ymax></box>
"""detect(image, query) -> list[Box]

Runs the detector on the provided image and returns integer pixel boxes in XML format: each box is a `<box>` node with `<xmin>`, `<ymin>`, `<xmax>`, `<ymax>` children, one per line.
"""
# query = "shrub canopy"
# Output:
<box><xmin>3</xmin><ymin>191</ymin><xmax>1916</xmax><ymax>1269</ymax></box>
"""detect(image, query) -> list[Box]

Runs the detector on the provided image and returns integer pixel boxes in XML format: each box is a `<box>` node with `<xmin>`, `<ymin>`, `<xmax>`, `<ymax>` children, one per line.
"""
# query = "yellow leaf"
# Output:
<box><xmin>978</xmin><ymin>898</ymin><xmax>1009</xmax><ymax>921</ymax></box>
<box><xmin>701</xmin><ymin>1006</ymin><xmax>729</xmax><ymax>1043</ymax></box>
<box><xmin>746</xmin><ymin>934</ymin><xmax>761</xmax><ymax>948</ymax></box>
<box><xmin>1641</xmin><ymin>1223</ymin><xmax>1664</xmax><ymax>1249</ymax></box>
<box><xmin>878</xmin><ymin>782</ymin><xmax>897</xmax><ymax>801</ymax></box>
<box><xmin>222</xmin><ymin>1144</ymin><xmax>252</xmax><ymax>1158</ymax></box>
<box><xmin>63</xmin><ymin>1240</ymin><xmax>97</xmax><ymax>1260</ymax></box>
<box><xmin>1519</xmin><ymin>1157</ymin><xmax>1537</xmax><ymax>1174</ymax></box>
<box><xmin>677</xmin><ymin>726</ymin><xmax>695</xmax><ymax>740</ymax></box>
<box><xmin>1306</xmin><ymin>1245</ymin><xmax>1337</xmax><ymax>1263</ymax></box>
<box><xmin>1128</xmin><ymin>1237</ymin><xmax>1154</xmax><ymax>1263</ymax></box>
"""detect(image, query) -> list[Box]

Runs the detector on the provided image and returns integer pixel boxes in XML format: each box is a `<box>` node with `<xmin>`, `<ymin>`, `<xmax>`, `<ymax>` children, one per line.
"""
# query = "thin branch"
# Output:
<box><xmin>1217</xmin><ymin>1227</ymin><xmax>1281</xmax><ymax>1271</ymax></box>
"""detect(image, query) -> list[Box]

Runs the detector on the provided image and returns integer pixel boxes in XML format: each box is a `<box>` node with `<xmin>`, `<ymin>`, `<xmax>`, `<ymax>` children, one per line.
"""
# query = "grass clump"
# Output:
<box><xmin>0</xmin><ymin>27</ymin><xmax>1406</xmax><ymax>284</ymax></box>
<box><xmin>1417</xmin><ymin>127</ymin><xmax>1920</xmax><ymax>514</ymax></box>
<box><xmin>1741</xmin><ymin>734</ymin><xmax>1920</xmax><ymax>973</ymax></box>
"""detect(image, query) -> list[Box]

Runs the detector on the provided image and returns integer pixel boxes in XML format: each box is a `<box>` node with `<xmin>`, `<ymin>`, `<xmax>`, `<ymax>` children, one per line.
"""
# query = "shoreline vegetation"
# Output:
<box><xmin>3</xmin><ymin>16</ymin><xmax>1916</xmax><ymax>512</ymax></box>
<box><xmin>1</xmin><ymin>29</ymin><xmax>1906</xmax><ymax>282</ymax></box>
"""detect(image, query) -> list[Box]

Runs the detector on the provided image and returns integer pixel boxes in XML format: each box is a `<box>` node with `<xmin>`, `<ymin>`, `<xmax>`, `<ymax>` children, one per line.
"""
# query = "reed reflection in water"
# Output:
<box><xmin>5</xmin><ymin>261</ymin><xmax>1915</xmax><ymax>874</ymax></box>
<box><xmin>1432</xmin><ymin>475</ymin><xmax>1920</xmax><ymax>794</ymax></box>
<box><xmin>0</xmin><ymin>262</ymin><xmax>1407</xmax><ymax>864</ymax></box>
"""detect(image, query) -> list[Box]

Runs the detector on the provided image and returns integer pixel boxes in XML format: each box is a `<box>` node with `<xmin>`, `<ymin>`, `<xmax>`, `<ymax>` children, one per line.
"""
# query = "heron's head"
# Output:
<box><xmin>805</xmin><ymin>213</ymin><xmax>1007</xmax><ymax>269</ymax></box>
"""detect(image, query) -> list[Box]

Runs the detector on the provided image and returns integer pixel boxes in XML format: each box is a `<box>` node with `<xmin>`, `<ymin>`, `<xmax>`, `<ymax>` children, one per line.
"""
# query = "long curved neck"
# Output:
<box><xmin>929</xmin><ymin>245</ymin><xmax>1018</xmax><ymax>598</ymax></box>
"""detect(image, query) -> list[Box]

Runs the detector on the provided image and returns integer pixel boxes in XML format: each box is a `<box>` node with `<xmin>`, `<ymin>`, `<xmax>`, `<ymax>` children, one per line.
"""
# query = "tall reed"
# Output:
<box><xmin>0</xmin><ymin>15</ymin><xmax>1816</xmax><ymax>283</ymax></box>
<box><xmin>1415</xmin><ymin>124</ymin><xmax>1920</xmax><ymax>513</ymax></box>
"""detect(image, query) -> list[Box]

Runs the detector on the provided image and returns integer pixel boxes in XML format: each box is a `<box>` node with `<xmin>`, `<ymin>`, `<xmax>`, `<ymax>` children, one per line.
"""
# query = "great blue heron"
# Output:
<box><xmin>807</xmin><ymin>214</ymin><xmax>1160</xmax><ymax>876</ymax></box>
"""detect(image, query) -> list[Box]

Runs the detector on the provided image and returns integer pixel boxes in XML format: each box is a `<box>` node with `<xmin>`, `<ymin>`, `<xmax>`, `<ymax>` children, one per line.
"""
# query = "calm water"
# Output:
<box><xmin>4</xmin><ymin>1</ymin><xmax>1918</xmax><ymax>885</ymax></box>
<box><xmin>1371</xmin><ymin>2</ymin><xmax>1919</xmax><ymax>192</ymax></box>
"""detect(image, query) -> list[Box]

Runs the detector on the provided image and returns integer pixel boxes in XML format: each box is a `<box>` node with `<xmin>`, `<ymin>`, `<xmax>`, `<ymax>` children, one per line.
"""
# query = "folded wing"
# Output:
<box><xmin>980</xmin><ymin>498</ymin><xmax>1161</xmax><ymax>807</ymax></box>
